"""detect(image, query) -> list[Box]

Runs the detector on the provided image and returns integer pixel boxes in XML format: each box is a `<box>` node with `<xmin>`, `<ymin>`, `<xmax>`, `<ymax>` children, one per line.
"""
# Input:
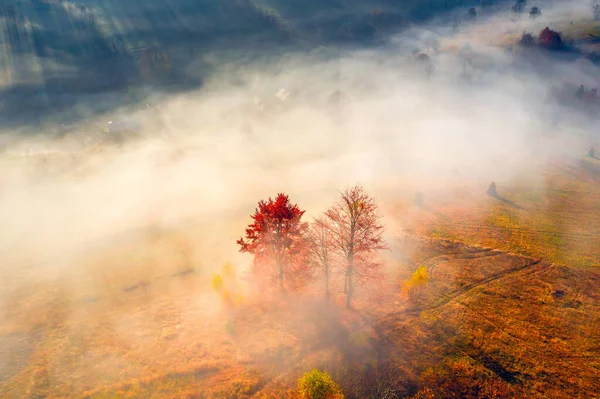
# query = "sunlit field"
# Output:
<box><xmin>1</xmin><ymin>0</ymin><xmax>600</xmax><ymax>398</ymax></box>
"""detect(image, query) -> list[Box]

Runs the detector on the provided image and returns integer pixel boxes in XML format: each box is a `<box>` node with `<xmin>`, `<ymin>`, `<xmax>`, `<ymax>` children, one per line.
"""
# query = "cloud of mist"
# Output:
<box><xmin>0</xmin><ymin>5</ymin><xmax>599</xmax><ymax>397</ymax></box>
<box><xmin>0</xmin><ymin>1</ymin><xmax>598</xmax><ymax>298</ymax></box>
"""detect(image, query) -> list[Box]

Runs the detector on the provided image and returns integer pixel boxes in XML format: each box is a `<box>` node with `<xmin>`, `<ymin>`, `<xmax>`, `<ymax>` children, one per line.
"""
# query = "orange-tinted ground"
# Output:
<box><xmin>1</xmin><ymin>156</ymin><xmax>600</xmax><ymax>398</ymax></box>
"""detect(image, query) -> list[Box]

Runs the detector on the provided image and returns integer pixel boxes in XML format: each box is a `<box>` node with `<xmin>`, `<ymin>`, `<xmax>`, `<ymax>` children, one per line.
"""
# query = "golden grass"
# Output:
<box><xmin>394</xmin><ymin>164</ymin><xmax>600</xmax><ymax>269</ymax></box>
<box><xmin>2</xmin><ymin>156</ymin><xmax>599</xmax><ymax>398</ymax></box>
<box><xmin>382</xmin><ymin>237</ymin><xmax>600</xmax><ymax>398</ymax></box>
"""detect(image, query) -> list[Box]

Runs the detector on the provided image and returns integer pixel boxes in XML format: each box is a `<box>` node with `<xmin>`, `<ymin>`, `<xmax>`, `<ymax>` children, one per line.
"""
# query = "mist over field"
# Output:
<box><xmin>0</xmin><ymin>0</ymin><xmax>593</xmax><ymax>270</ymax></box>
<box><xmin>1</xmin><ymin>0</ymin><xmax>600</xmax><ymax>397</ymax></box>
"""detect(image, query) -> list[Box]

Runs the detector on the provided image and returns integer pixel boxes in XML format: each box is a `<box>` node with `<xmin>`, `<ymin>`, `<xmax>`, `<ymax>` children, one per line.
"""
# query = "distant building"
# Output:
<box><xmin>106</xmin><ymin>119</ymin><xmax>142</xmax><ymax>144</ymax></box>
<box><xmin>107</xmin><ymin>120</ymin><xmax>141</xmax><ymax>134</ymax></box>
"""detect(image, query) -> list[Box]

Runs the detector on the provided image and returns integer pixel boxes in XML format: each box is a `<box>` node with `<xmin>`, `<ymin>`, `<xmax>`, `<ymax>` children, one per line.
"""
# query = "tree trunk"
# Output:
<box><xmin>325</xmin><ymin>269</ymin><xmax>330</xmax><ymax>301</ymax></box>
<box><xmin>275</xmin><ymin>259</ymin><xmax>285</xmax><ymax>293</ymax></box>
<box><xmin>278</xmin><ymin>260</ymin><xmax>285</xmax><ymax>293</ymax></box>
<box><xmin>345</xmin><ymin>260</ymin><xmax>354</xmax><ymax>309</ymax></box>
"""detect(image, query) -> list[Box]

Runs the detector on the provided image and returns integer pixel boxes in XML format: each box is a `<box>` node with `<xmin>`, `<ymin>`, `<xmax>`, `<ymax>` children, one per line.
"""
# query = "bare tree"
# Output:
<box><xmin>308</xmin><ymin>217</ymin><xmax>334</xmax><ymax>301</ymax></box>
<box><xmin>324</xmin><ymin>185</ymin><xmax>388</xmax><ymax>309</ymax></box>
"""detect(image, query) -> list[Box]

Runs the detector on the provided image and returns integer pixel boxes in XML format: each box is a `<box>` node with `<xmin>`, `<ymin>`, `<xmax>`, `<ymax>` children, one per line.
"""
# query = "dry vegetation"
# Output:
<box><xmin>3</xmin><ymin>3</ymin><xmax>600</xmax><ymax>394</ymax></box>
<box><xmin>392</xmin><ymin>162</ymin><xmax>600</xmax><ymax>269</ymax></box>
<box><xmin>1</xmin><ymin>158</ymin><xmax>599</xmax><ymax>398</ymax></box>
<box><xmin>382</xmin><ymin>236</ymin><xmax>600</xmax><ymax>398</ymax></box>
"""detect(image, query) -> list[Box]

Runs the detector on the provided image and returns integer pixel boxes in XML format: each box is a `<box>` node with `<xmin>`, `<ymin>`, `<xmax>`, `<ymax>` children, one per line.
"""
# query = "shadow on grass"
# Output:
<box><xmin>419</xmin><ymin>203</ymin><xmax>451</xmax><ymax>219</ymax></box>
<box><xmin>487</xmin><ymin>193</ymin><xmax>526</xmax><ymax>211</ymax></box>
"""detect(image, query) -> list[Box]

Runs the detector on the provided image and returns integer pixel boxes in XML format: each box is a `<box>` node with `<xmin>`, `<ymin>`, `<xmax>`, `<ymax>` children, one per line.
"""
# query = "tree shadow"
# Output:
<box><xmin>487</xmin><ymin>192</ymin><xmax>526</xmax><ymax>211</ymax></box>
<box><xmin>419</xmin><ymin>203</ymin><xmax>451</xmax><ymax>220</ymax></box>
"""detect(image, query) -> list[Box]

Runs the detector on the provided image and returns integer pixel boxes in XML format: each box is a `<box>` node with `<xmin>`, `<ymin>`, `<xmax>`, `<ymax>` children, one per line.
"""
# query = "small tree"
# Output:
<box><xmin>298</xmin><ymin>369</ymin><xmax>344</xmax><ymax>399</ymax></box>
<box><xmin>308</xmin><ymin>217</ymin><xmax>334</xmax><ymax>301</ymax></box>
<box><xmin>512</xmin><ymin>2</ymin><xmax>525</xmax><ymax>14</ymax></box>
<box><xmin>576</xmin><ymin>84</ymin><xmax>585</xmax><ymax>100</ymax></box>
<box><xmin>529</xmin><ymin>6</ymin><xmax>541</xmax><ymax>18</ymax></box>
<box><xmin>538</xmin><ymin>27</ymin><xmax>563</xmax><ymax>50</ymax></box>
<box><xmin>324</xmin><ymin>185</ymin><xmax>388</xmax><ymax>309</ymax></box>
<box><xmin>467</xmin><ymin>7</ymin><xmax>477</xmax><ymax>20</ymax></box>
<box><xmin>238</xmin><ymin>193</ymin><xmax>310</xmax><ymax>293</ymax></box>
<box><xmin>415</xmin><ymin>52</ymin><xmax>435</xmax><ymax>78</ymax></box>
<box><xmin>487</xmin><ymin>181</ymin><xmax>497</xmax><ymax>196</ymax></box>
<box><xmin>519</xmin><ymin>32</ymin><xmax>536</xmax><ymax>47</ymax></box>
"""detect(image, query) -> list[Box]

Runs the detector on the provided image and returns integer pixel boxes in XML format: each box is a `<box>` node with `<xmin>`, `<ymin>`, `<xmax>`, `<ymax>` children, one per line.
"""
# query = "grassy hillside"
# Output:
<box><xmin>390</xmin><ymin>161</ymin><xmax>600</xmax><ymax>269</ymax></box>
<box><xmin>2</xmin><ymin>156</ymin><xmax>600</xmax><ymax>397</ymax></box>
<box><xmin>381</xmin><ymin>236</ymin><xmax>600</xmax><ymax>398</ymax></box>
<box><xmin>2</xmin><ymin>233</ymin><xmax>598</xmax><ymax>398</ymax></box>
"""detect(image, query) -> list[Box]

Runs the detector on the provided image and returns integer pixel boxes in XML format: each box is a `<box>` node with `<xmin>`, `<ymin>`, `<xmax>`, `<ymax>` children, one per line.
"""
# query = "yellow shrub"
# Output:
<box><xmin>212</xmin><ymin>263</ymin><xmax>243</xmax><ymax>308</ymax></box>
<box><xmin>298</xmin><ymin>369</ymin><xmax>344</xmax><ymax>399</ymax></box>
<box><xmin>401</xmin><ymin>266</ymin><xmax>429</xmax><ymax>296</ymax></box>
<box><xmin>212</xmin><ymin>274</ymin><xmax>224</xmax><ymax>292</ymax></box>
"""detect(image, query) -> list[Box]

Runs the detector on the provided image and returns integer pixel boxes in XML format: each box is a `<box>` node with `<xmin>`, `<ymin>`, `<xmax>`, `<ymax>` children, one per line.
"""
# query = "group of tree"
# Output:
<box><xmin>519</xmin><ymin>27</ymin><xmax>564</xmax><ymax>50</ymax></box>
<box><xmin>511</xmin><ymin>0</ymin><xmax>541</xmax><ymax>18</ymax></box>
<box><xmin>237</xmin><ymin>185</ymin><xmax>388</xmax><ymax>308</ymax></box>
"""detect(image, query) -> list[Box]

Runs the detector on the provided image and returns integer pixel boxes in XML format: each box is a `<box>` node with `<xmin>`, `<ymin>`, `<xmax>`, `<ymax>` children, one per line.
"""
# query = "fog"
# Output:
<box><xmin>0</xmin><ymin>4</ymin><xmax>599</xmax><ymax>393</ymax></box>
<box><xmin>1</xmin><ymin>1</ymin><xmax>598</xmax><ymax>285</ymax></box>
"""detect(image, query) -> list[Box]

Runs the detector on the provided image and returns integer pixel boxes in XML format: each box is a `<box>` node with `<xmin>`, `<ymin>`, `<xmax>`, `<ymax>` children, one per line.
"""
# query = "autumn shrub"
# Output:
<box><xmin>298</xmin><ymin>369</ymin><xmax>344</xmax><ymax>399</ymax></box>
<box><xmin>401</xmin><ymin>266</ymin><xmax>429</xmax><ymax>296</ymax></box>
<box><xmin>212</xmin><ymin>274</ymin><xmax>225</xmax><ymax>292</ymax></box>
<box><xmin>212</xmin><ymin>263</ymin><xmax>243</xmax><ymax>307</ymax></box>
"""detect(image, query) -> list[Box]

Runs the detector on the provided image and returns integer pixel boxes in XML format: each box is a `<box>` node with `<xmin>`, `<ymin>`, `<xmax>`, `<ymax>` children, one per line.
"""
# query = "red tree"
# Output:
<box><xmin>324</xmin><ymin>185</ymin><xmax>388</xmax><ymax>308</ymax></box>
<box><xmin>538</xmin><ymin>27</ymin><xmax>562</xmax><ymax>50</ymax></box>
<box><xmin>237</xmin><ymin>193</ymin><xmax>310</xmax><ymax>292</ymax></box>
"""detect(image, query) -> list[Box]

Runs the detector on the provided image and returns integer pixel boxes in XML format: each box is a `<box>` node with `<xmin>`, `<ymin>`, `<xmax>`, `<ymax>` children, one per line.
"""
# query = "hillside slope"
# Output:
<box><xmin>1</xmin><ymin>232</ymin><xmax>598</xmax><ymax>398</ymax></box>
<box><xmin>380</xmin><ymin>237</ymin><xmax>600</xmax><ymax>398</ymax></box>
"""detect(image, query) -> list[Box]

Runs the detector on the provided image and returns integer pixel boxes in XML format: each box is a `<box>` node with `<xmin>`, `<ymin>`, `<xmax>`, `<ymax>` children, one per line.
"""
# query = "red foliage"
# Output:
<box><xmin>237</xmin><ymin>193</ymin><xmax>311</xmax><ymax>292</ymax></box>
<box><xmin>538</xmin><ymin>27</ymin><xmax>563</xmax><ymax>50</ymax></box>
<box><xmin>323</xmin><ymin>185</ymin><xmax>388</xmax><ymax>308</ymax></box>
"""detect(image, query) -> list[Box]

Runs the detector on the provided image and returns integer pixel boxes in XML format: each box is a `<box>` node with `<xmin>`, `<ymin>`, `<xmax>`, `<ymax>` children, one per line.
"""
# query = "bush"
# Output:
<box><xmin>298</xmin><ymin>369</ymin><xmax>344</xmax><ymax>399</ymax></box>
<box><xmin>519</xmin><ymin>32</ymin><xmax>536</xmax><ymax>47</ymax></box>
<box><xmin>401</xmin><ymin>266</ymin><xmax>429</xmax><ymax>296</ymax></box>
<box><xmin>211</xmin><ymin>263</ymin><xmax>243</xmax><ymax>307</ymax></box>
<box><xmin>212</xmin><ymin>274</ymin><xmax>224</xmax><ymax>292</ymax></box>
